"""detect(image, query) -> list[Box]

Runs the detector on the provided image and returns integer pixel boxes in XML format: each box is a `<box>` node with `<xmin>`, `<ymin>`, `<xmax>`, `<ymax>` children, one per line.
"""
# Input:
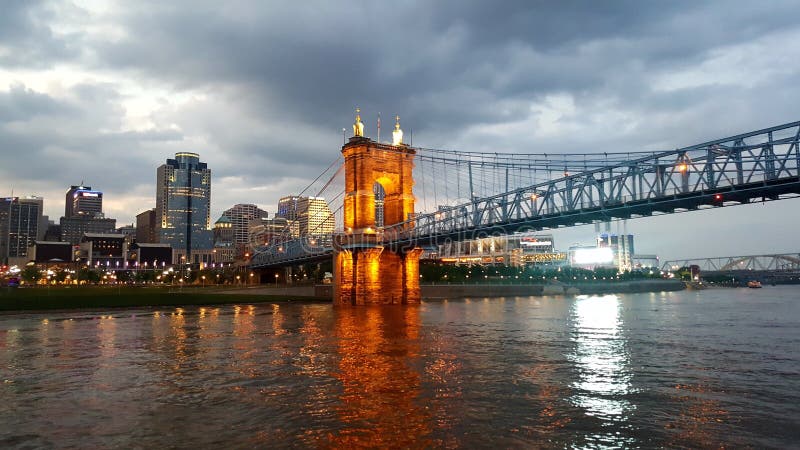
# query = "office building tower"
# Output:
<box><xmin>0</xmin><ymin>196</ymin><xmax>44</xmax><ymax>265</ymax></box>
<box><xmin>297</xmin><ymin>196</ymin><xmax>334</xmax><ymax>236</ymax></box>
<box><xmin>222</xmin><ymin>203</ymin><xmax>268</xmax><ymax>252</ymax></box>
<box><xmin>60</xmin><ymin>216</ymin><xmax>116</xmax><ymax>245</ymax></box>
<box><xmin>212</xmin><ymin>215</ymin><xmax>235</xmax><ymax>263</ymax></box>
<box><xmin>276</xmin><ymin>196</ymin><xmax>301</xmax><ymax>221</ymax></box>
<box><xmin>135</xmin><ymin>209</ymin><xmax>157</xmax><ymax>244</ymax></box>
<box><xmin>156</xmin><ymin>152</ymin><xmax>213</xmax><ymax>263</ymax></box>
<box><xmin>248</xmin><ymin>216</ymin><xmax>299</xmax><ymax>248</ymax></box>
<box><xmin>59</xmin><ymin>184</ymin><xmax>116</xmax><ymax>245</ymax></box>
<box><xmin>65</xmin><ymin>185</ymin><xmax>103</xmax><ymax>218</ymax></box>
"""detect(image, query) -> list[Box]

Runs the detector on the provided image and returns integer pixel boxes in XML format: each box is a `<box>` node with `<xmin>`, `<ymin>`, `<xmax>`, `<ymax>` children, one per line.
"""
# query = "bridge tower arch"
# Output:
<box><xmin>334</xmin><ymin>112</ymin><xmax>421</xmax><ymax>305</ymax></box>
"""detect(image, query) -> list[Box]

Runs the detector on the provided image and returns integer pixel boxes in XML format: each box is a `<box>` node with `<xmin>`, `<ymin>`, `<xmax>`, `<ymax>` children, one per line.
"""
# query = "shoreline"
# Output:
<box><xmin>1</xmin><ymin>279</ymin><xmax>688</xmax><ymax>312</ymax></box>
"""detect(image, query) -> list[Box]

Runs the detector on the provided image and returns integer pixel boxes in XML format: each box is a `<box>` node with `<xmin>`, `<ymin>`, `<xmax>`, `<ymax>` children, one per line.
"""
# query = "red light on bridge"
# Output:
<box><xmin>714</xmin><ymin>194</ymin><xmax>722</xmax><ymax>200</ymax></box>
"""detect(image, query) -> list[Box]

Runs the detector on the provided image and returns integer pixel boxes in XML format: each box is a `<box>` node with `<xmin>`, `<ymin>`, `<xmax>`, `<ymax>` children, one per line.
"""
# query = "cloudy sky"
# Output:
<box><xmin>2</xmin><ymin>0</ymin><xmax>799</xmax><ymax>261</ymax></box>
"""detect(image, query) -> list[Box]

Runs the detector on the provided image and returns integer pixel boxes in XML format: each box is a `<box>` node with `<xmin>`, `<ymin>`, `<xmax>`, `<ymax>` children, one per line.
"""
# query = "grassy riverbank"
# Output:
<box><xmin>0</xmin><ymin>286</ymin><xmax>320</xmax><ymax>312</ymax></box>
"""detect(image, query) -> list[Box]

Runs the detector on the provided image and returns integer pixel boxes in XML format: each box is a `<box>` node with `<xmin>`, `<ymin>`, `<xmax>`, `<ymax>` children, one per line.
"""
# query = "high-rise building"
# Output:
<box><xmin>60</xmin><ymin>216</ymin><xmax>116</xmax><ymax>245</ymax></box>
<box><xmin>65</xmin><ymin>185</ymin><xmax>103</xmax><ymax>218</ymax></box>
<box><xmin>156</xmin><ymin>152</ymin><xmax>213</xmax><ymax>263</ymax></box>
<box><xmin>222</xmin><ymin>203</ymin><xmax>268</xmax><ymax>253</ymax></box>
<box><xmin>59</xmin><ymin>184</ymin><xmax>116</xmax><ymax>245</ymax></box>
<box><xmin>212</xmin><ymin>215</ymin><xmax>235</xmax><ymax>263</ymax></box>
<box><xmin>276</xmin><ymin>196</ymin><xmax>301</xmax><ymax>221</ymax></box>
<box><xmin>0</xmin><ymin>196</ymin><xmax>44</xmax><ymax>265</ymax></box>
<box><xmin>297</xmin><ymin>196</ymin><xmax>334</xmax><ymax>236</ymax></box>
<box><xmin>248</xmin><ymin>216</ymin><xmax>299</xmax><ymax>248</ymax></box>
<box><xmin>135</xmin><ymin>209</ymin><xmax>157</xmax><ymax>244</ymax></box>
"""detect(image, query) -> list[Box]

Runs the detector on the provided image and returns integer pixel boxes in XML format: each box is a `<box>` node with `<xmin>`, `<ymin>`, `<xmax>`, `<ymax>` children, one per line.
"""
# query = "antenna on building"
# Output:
<box><xmin>377</xmin><ymin>112</ymin><xmax>381</xmax><ymax>143</ymax></box>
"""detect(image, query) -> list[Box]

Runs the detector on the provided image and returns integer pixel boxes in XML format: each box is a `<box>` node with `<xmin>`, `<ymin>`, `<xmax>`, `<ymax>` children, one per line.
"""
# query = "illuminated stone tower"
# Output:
<box><xmin>333</xmin><ymin>110</ymin><xmax>422</xmax><ymax>305</ymax></box>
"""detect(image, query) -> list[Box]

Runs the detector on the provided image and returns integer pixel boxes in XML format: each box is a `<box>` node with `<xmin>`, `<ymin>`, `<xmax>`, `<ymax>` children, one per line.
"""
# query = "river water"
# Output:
<box><xmin>1</xmin><ymin>287</ymin><xmax>798</xmax><ymax>449</ymax></box>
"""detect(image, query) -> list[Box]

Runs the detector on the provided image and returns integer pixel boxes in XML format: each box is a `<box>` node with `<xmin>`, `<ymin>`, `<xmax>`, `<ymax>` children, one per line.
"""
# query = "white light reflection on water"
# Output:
<box><xmin>569</xmin><ymin>294</ymin><xmax>635</xmax><ymax>445</ymax></box>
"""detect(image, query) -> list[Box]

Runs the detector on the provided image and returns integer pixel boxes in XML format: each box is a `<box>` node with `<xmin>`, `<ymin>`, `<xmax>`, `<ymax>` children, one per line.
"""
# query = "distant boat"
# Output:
<box><xmin>747</xmin><ymin>280</ymin><xmax>763</xmax><ymax>289</ymax></box>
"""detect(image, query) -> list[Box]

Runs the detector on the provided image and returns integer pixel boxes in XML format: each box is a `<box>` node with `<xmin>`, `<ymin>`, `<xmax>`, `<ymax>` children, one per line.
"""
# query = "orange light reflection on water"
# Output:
<box><xmin>327</xmin><ymin>306</ymin><xmax>432</xmax><ymax>448</ymax></box>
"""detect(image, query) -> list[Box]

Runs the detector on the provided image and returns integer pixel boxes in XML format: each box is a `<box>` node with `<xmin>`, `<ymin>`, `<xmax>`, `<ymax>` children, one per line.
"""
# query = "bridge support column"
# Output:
<box><xmin>334</xmin><ymin>117</ymin><xmax>420</xmax><ymax>306</ymax></box>
<box><xmin>333</xmin><ymin>245</ymin><xmax>421</xmax><ymax>305</ymax></box>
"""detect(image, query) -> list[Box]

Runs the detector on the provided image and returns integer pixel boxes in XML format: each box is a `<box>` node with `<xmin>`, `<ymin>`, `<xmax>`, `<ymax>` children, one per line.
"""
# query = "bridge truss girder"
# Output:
<box><xmin>660</xmin><ymin>253</ymin><xmax>800</xmax><ymax>272</ymax></box>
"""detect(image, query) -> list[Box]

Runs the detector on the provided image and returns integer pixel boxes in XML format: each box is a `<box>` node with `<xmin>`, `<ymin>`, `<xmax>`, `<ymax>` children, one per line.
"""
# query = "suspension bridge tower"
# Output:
<box><xmin>333</xmin><ymin>110</ymin><xmax>422</xmax><ymax>305</ymax></box>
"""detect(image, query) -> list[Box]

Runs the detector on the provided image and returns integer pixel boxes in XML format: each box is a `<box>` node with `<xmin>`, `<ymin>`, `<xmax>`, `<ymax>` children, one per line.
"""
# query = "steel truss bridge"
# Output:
<box><xmin>251</xmin><ymin>120</ymin><xmax>800</xmax><ymax>268</ymax></box>
<box><xmin>661</xmin><ymin>253</ymin><xmax>800</xmax><ymax>272</ymax></box>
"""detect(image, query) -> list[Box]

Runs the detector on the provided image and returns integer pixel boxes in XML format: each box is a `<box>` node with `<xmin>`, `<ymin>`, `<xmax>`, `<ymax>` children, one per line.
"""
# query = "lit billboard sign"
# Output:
<box><xmin>75</xmin><ymin>191</ymin><xmax>101</xmax><ymax>198</ymax></box>
<box><xmin>573</xmin><ymin>247</ymin><xmax>614</xmax><ymax>264</ymax></box>
<box><xmin>521</xmin><ymin>240</ymin><xmax>552</xmax><ymax>247</ymax></box>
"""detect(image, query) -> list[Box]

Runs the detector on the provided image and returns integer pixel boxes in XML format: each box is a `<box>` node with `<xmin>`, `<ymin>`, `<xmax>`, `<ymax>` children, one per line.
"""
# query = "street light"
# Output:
<box><xmin>274</xmin><ymin>273</ymin><xmax>279</xmax><ymax>286</ymax></box>
<box><xmin>201</xmin><ymin>275</ymin><xmax>206</xmax><ymax>287</ymax></box>
<box><xmin>249</xmin><ymin>272</ymin><xmax>254</xmax><ymax>285</ymax></box>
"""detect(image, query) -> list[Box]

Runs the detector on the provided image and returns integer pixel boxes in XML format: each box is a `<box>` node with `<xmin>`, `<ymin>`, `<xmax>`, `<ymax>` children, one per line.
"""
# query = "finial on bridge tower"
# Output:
<box><xmin>392</xmin><ymin>114</ymin><xmax>404</xmax><ymax>145</ymax></box>
<box><xmin>353</xmin><ymin>107</ymin><xmax>364</xmax><ymax>137</ymax></box>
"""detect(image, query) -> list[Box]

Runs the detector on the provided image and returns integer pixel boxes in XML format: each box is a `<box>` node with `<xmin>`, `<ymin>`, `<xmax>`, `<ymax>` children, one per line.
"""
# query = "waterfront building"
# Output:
<box><xmin>135</xmin><ymin>209</ymin><xmax>157</xmax><ymax>244</ymax></box>
<box><xmin>43</xmin><ymin>223</ymin><xmax>62</xmax><ymax>241</ymax></box>
<box><xmin>59</xmin><ymin>184</ymin><xmax>116</xmax><ymax>245</ymax></box>
<box><xmin>276</xmin><ymin>196</ymin><xmax>301</xmax><ymax>221</ymax></box>
<box><xmin>78</xmin><ymin>233</ymin><xmax>128</xmax><ymax>268</ymax></box>
<box><xmin>155</xmin><ymin>152</ymin><xmax>213</xmax><ymax>264</ymax></box>
<box><xmin>212</xmin><ymin>215</ymin><xmax>235</xmax><ymax>263</ymax></box>
<box><xmin>221</xmin><ymin>203</ymin><xmax>268</xmax><ymax>255</ymax></box>
<box><xmin>129</xmin><ymin>243</ymin><xmax>172</xmax><ymax>267</ymax></box>
<box><xmin>276</xmin><ymin>195</ymin><xmax>333</xmax><ymax>237</ymax></box>
<box><xmin>60</xmin><ymin>216</ymin><xmax>116</xmax><ymax>245</ymax></box>
<box><xmin>297</xmin><ymin>196</ymin><xmax>334</xmax><ymax>236</ymax></box>
<box><xmin>0</xmin><ymin>196</ymin><xmax>44</xmax><ymax>265</ymax></box>
<box><xmin>437</xmin><ymin>233</ymin><xmax>565</xmax><ymax>267</ymax></box>
<box><xmin>65</xmin><ymin>185</ymin><xmax>103</xmax><ymax>217</ymax></box>
<box><xmin>248</xmin><ymin>216</ymin><xmax>299</xmax><ymax>248</ymax></box>
<box><xmin>30</xmin><ymin>241</ymin><xmax>73</xmax><ymax>264</ymax></box>
<box><xmin>596</xmin><ymin>233</ymin><xmax>635</xmax><ymax>271</ymax></box>
<box><xmin>632</xmin><ymin>254</ymin><xmax>660</xmax><ymax>270</ymax></box>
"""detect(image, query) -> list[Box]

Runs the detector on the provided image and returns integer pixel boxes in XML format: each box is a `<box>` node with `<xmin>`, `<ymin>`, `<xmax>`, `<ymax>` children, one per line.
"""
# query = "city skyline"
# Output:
<box><xmin>2</xmin><ymin>1</ymin><xmax>800</xmax><ymax>261</ymax></box>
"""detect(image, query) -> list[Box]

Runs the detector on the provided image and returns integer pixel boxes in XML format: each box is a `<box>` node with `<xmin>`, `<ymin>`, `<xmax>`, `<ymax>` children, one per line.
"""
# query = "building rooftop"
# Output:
<box><xmin>81</xmin><ymin>233</ymin><xmax>127</xmax><ymax>240</ymax></box>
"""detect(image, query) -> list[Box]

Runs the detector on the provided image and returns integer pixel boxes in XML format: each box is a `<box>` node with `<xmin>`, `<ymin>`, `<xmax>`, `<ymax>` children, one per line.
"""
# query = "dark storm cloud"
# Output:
<box><xmin>0</xmin><ymin>0</ymin><xmax>85</xmax><ymax>67</ymax></box>
<box><xmin>91</xmin><ymin>0</ymin><xmax>800</xmax><ymax>131</ymax></box>
<box><xmin>0</xmin><ymin>83</ymin><xmax>75</xmax><ymax>121</ymax></box>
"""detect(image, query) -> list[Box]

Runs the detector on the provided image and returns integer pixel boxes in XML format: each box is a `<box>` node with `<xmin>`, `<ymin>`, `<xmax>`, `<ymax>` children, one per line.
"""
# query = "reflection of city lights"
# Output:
<box><xmin>570</xmin><ymin>294</ymin><xmax>633</xmax><ymax>440</ymax></box>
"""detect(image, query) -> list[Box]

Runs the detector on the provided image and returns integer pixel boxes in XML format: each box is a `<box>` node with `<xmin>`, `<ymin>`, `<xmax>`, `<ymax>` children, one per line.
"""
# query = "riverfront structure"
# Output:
<box><xmin>59</xmin><ymin>185</ymin><xmax>116</xmax><ymax>245</ymax></box>
<box><xmin>334</xmin><ymin>111</ymin><xmax>421</xmax><ymax>305</ymax></box>
<box><xmin>64</xmin><ymin>185</ymin><xmax>103</xmax><ymax>217</ymax></box>
<box><xmin>221</xmin><ymin>203</ymin><xmax>268</xmax><ymax>256</ymax></box>
<box><xmin>156</xmin><ymin>152</ymin><xmax>213</xmax><ymax>264</ymax></box>
<box><xmin>0</xmin><ymin>196</ymin><xmax>44</xmax><ymax>265</ymax></box>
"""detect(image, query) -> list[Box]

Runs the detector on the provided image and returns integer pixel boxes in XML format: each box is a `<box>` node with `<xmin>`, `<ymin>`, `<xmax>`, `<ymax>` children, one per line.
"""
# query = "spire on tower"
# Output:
<box><xmin>392</xmin><ymin>115</ymin><xmax>404</xmax><ymax>145</ymax></box>
<box><xmin>353</xmin><ymin>107</ymin><xmax>364</xmax><ymax>137</ymax></box>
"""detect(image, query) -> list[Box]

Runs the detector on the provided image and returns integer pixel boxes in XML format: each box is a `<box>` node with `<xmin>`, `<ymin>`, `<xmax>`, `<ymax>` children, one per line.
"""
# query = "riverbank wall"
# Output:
<box><xmin>311</xmin><ymin>279</ymin><xmax>685</xmax><ymax>300</ymax></box>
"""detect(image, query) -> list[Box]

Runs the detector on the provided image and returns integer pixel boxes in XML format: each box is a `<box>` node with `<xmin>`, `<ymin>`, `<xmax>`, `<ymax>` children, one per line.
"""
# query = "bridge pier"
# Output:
<box><xmin>334</xmin><ymin>113</ymin><xmax>420</xmax><ymax>305</ymax></box>
<box><xmin>333</xmin><ymin>243</ymin><xmax>421</xmax><ymax>305</ymax></box>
